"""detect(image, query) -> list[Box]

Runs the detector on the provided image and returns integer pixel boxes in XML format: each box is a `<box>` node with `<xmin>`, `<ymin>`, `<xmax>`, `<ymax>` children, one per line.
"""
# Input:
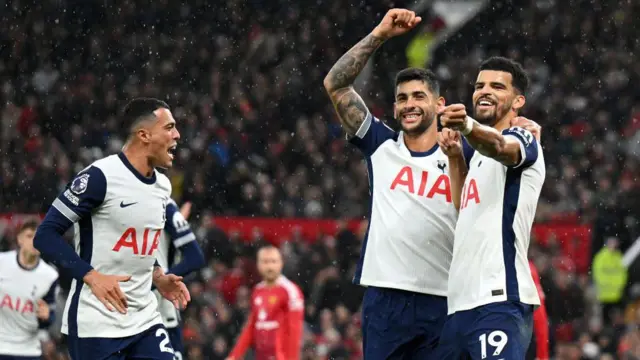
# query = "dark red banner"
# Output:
<box><xmin>0</xmin><ymin>214</ymin><xmax>592</xmax><ymax>273</ymax></box>
<box><xmin>211</xmin><ymin>217</ymin><xmax>593</xmax><ymax>273</ymax></box>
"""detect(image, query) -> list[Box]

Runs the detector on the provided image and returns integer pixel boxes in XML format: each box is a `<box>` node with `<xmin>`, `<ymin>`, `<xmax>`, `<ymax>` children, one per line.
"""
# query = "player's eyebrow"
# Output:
<box><xmin>396</xmin><ymin>90</ymin><xmax>428</xmax><ymax>99</ymax></box>
<box><xmin>474</xmin><ymin>81</ymin><xmax>507</xmax><ymax>89</ymax></box>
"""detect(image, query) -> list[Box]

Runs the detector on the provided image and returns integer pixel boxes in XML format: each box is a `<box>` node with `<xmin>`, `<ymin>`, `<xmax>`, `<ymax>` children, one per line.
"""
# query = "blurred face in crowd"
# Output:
<box><xmin>472</xmin><ymin>70</ymin><xmax>525</xmax><ymax>126</ymax></box>
<box><xmin>17</xmin><ymin>226</ymin><xmax>39</xmax><ymax>258</ymax></box>
<box><xmin>394</xmin><ymin>80</ymin><xmax>444</xmax><ymax>136</ymax></box>
<box><xmin>257</xmin><ymin>246</ymin><xmax>283</xmax><ymax>283</ymax></box>
<box><xmin>139</xmin><ymin>108</ymin><xmax>180</xmax><ymax>169</ymax></box>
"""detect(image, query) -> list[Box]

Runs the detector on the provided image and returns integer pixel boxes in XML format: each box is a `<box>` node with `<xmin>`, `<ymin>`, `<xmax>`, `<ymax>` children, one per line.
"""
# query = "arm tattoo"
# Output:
<box><xmin>324</xmin><ymin>33</ymin><xmax>385</xmax><ymax>135</ymax></box>
<box><xmin>334</xmin><ymin>90</ymin><xmax>369</xmax><ymax>135</ymax></box>
<box><xmin>325</xmin><ymin>34</ymin><xmax>385</xmax><ymax>91</ymax></box>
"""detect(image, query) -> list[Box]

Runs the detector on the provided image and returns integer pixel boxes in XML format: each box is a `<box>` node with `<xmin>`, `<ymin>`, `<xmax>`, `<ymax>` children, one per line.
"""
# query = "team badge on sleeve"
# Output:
<box><xmin>70</xmin><ymin>173</ymin><xmax>90</xmax><ymax>195</ymax></box>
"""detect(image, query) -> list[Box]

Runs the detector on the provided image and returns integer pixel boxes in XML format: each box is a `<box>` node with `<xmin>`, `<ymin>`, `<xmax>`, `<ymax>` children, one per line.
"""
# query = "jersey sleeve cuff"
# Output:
<box><xmin>353</xmin><ymin>112</ymin><xmax>373</xmax><ymax>139</ymax></box>
<box><xmin>173</xmin><ymin>233</ymin><xmax>197</xmax><ymax>248</ymax></box>
<box><xmin>504</xmin><ymin>134</ymin><xmax>527</xmax><ymax>168</ymax></box>
<box><xmin>52</xmin><ymin>198</ymin><xmax>80</xmax><ymax>222</ymax></box>
<box><xmin>504</xmin><ymin>134</ymin><xmax>527</xmax><ymax>169</ymax></box>
<box><xmin>73</xmin><ymin>262</ymin><xmax>94</xmax><ymax>281</ymax></box>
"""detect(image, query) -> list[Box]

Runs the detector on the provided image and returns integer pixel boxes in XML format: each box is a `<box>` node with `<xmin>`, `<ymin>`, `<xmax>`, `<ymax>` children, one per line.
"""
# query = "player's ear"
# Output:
<box><xmin>136</xmin><ymin>127</ymin><xmax>152</xmax><ymax>144</ymax></box>
<box><xmin>512</xmin><ymin>94</ymin><xmax>525</xmax><ymax>112</ymax></box>
<box><xmin>436</xmin><ymin>96</ymin><xmax>445</xmax><ymax>112</ymax></box>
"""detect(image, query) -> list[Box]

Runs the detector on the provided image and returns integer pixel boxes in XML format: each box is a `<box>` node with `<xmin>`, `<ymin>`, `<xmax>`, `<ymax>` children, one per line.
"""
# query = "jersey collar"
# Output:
<box><xmin>16</xmin><ymin>251</ymin><xmax>39</xmax><ymax>271</ymax></box>
<box><xmin>399</xmin><ymin>132</ymin><xmax>440</xmax><ymax>157</ymax></box>
<box><xmin>118</xmin><ymin>152</ymin><xmax>157</xmax><ymax>184</ymax></box>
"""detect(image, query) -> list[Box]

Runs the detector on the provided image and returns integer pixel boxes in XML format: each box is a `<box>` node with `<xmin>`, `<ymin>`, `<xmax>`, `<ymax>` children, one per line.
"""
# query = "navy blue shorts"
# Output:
<box><xmin>0</xmin><ymin>356</ymin><xmax>40</xmax><ymax>360</ymax></box>
<box><xmin>361</xmin><ymin>287</ymin><xmax>454</xmax><ymax>360</ymax></box>
<box><xmin>167</xmin><ymin>326</ymin><xmax>183</xmax><ymax>360</ymax></box>
<box><xmin>67</xmin><ymin>323</ymin><xmax>176</xmax><ymax>360</ymax></box>
<box><xmin>440</xmin><ymin>301</ymin><xmax>534</xmax><ymax>360</ymax></box>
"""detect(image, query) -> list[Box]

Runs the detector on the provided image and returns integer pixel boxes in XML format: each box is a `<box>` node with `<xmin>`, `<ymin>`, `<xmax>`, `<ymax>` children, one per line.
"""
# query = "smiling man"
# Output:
<box><xmin>323</xmin><ymin>8</ymin><xmax>472</xmax><ymax>360</ymax></box>
<box><xmin>439</xmin><ymin>57</ymin><xmax>546</xmax><ymax>360</ymax></box>
<box><xmin>34</xmin><ymin>98</ymin><xmax>191</xmax><ymax>360</ymax></box>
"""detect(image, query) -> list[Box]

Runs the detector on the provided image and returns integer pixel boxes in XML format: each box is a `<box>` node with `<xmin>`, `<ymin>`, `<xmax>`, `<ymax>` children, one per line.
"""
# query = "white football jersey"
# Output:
<box><xmin>0</xmin><ymin>251</ymin><xmax>58</xmax><ymax>356</ymax></box>
<box><xmin>54</xmin><ymin>153</ymin><xmax>171</xmax><ymax>338</ymax></box>
<box><xmin>154</xmin><ymin>198</ymin><xmax>197</xmax><ymax>329</ymax></box>
<box><xmin>349</xmin><ymin>113</ymin><xmax>473</xmax><ymax>296</ymax></box>
<box><xmin>447</xmin><ymin>126</ymin><xmax>545</xmax><ymax>314</ymax></box>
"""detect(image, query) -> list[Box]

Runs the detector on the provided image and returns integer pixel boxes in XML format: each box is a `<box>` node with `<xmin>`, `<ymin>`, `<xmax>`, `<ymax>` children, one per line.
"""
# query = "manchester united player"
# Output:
<box><xmin>227</xmin><ymin>246</ymin><xmax>304</xmax><ymax>360</ymax></box>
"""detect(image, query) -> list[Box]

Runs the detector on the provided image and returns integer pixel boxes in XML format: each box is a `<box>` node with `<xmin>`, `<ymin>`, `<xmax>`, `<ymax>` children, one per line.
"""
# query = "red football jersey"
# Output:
<box><xmin>229</xmin><ymin>276</ymin><xmax>304</xmax><ymax>360</ymax></box>
<box><xmin>529</xmin><ymin>260</ymin><xmax>549</xmax><ymax>360</ymax></box>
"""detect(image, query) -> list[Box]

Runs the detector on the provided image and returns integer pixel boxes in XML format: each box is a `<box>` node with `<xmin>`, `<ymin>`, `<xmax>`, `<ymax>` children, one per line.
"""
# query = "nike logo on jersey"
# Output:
<box><xmin>120</xmin><ymin>201</ymin><xmax>138</xmax><ymax>208</ymax></box>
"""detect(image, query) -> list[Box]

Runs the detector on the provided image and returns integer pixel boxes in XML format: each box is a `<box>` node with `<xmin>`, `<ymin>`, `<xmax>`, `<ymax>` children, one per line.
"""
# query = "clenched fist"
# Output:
<box><xmin>438</xmin><ymin>128</ymin><xmax>463</xmax><ymax>157</ymax></box>
<box><xmin>439</xmin><ymin>104</ymin><xmax>468</xmax><ymax>132</ymax></box>
<box><xmin>372</xmin><ymin>9</ymin><xmax>422</xmax><ymax>40</ymax></box>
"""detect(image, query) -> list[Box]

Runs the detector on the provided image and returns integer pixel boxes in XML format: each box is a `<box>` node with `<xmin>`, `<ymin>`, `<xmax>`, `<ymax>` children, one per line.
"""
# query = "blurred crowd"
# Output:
<box><xmin>1</xmin><ymin>0</ymin><xmax>640</xmax><ymax>358</ymax></box>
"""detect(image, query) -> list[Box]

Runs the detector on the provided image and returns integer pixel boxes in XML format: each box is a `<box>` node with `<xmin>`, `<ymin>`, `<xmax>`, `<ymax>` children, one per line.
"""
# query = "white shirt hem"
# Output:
<box><xmin>62</xmin><ymin>316</ymin><xmax>163</xmax><ymax>338</ymax></box>
<box><xmin>448</xmin><ymin>296</ymin><xmax>541</xmax><ymax>315</ymax></box>
<box><xmin>0</xmin><ymin>349</ymin><xmax>41</xmax><ymax>357</ymax></box>
<box><xmin>358</xmin><ymin>279</ymin><xmax>448</xmax><ymax>297</ymax></box>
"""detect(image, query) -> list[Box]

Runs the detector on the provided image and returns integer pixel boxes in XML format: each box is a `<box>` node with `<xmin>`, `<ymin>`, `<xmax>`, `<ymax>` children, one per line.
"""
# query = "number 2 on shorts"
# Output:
<box><xmin>156</xmin><ymin>328</ymin><xmax>175</xmax><ymax>355</ymax></box>
<box><xmin>479</xmin><ymin>330</ymin><xmax>508</xmax><ymax>359</ymax></box>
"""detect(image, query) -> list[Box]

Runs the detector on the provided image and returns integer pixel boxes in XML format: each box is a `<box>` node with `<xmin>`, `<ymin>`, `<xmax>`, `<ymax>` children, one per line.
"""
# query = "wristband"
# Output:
<box><xmin>461</xmin><ymin>116</ymin><xmax>474</xmax><ymax>136</ymax></box>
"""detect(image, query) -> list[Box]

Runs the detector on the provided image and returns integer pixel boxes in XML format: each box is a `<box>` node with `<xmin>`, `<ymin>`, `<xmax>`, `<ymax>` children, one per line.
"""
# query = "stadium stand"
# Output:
<box><xmin>0</xmin><ymin>0</ymin><xmax>639</xmax><ymax>358</ymax></box>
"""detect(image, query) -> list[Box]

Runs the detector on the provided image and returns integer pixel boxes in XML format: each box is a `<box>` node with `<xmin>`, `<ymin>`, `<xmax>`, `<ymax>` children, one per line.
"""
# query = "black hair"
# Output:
<box><xmin>395</xmin><ymin>68</ymin><xmax>440</xmax><ymax>96</ymax></box>
<box><xmin>122</xmin><ymin>98</ymin><xmax>170</xmax><ymax>133</ymax></box>
<box><xmin>19</xmin><ymin>219</ymin><xmax>39</xmax><ymax>233</ymax></box>
<box><xmin>478</xmin><ymin>57</ymin><xmax>529</xmax><ymax>95</ymax></box>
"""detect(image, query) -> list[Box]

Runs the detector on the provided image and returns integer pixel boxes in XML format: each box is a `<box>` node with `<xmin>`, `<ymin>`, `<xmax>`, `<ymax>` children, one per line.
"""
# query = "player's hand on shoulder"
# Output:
<box><xmin>511</xmin><ymin>116</ymin><xmax>541</xmax><ymax>142</ymax></box>
<box><xmin>154</xmin><ymin>273</ymin><xmax>191</xmax><ymax>310</ymax></box>
<box><xmin>437</xmin><ymin>128</ymin><xmax>463</xmax><ymax>157</ymax></box>
<box><xmin>439</xmin><ymin>104</ymin><xmax>468</xmax><ymax>131</ymax></box>
<box><xmin>372</xmin><ymin>9</ymin><xmax>422</xmax><ymax>40</ymax></box>
<box><xmin>36</xmin><ymin>299</ymin><xmax>50</xmax><ymax>320</ymax></box>
<box><xmin>83</xmin><ymin>269</ymin><xmax>131</xmax><ymax>314</ymax></box>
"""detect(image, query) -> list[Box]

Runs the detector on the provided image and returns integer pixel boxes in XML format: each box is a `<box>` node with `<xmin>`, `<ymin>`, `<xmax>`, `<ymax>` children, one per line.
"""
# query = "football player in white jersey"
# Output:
<box><xmin>34</xmin><ymin>98</ymin><xmax>191</xmax><ymax>360</ymax></box>
<box><xmin>439</xmin><ymin>56</ymin><xmax>546</xmax><ymax>360</ymax></box>
<box><xmin>154</xmin><ymin>200</ymin><xmax>205</xmax><ymax>360</ymax></box>
<box><xmin>323</xmin><ymin>8</ymin><xmax>472</xmax><ymax>359</ymax></box>
<box><xmin>0</xmin><ymin>220</ymin><xmax>58</xmax><ymax>360</ymax></box>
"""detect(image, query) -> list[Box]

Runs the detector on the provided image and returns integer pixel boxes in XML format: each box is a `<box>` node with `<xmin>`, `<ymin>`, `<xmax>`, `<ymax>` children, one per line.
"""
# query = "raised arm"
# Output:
<box><xmin>323</xmin><ymin>8</ymin><xmax>421</xmax><ymax>135</ymax></box>
<box><xmin>323</xmin><ymin>34</ymin><xmax>384</xmax><ymax>135</ymax></box>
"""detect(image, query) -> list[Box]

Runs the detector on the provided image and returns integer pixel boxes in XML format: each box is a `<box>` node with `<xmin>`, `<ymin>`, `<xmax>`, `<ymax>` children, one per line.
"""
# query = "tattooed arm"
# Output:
<box><xmin>323</xmin><ymin>9</ymin><xmax>422</xmax><ymax>136</ymax></box>
<box><xmin>323</xmin><ymin>34</ymin><xmax>385</xmax><ymax>135</ymax></box>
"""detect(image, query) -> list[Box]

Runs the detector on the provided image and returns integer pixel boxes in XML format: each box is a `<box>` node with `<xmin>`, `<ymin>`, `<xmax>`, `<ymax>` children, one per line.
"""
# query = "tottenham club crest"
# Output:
<box><xmin>436</xmin><ymin>160</ymin><xmax>447</xmax><ymax>174</ymax></box>
<box><xmin>70</xmin><ymin>173</ymin><xmax>90</xmax><ymax>195</ymax></box>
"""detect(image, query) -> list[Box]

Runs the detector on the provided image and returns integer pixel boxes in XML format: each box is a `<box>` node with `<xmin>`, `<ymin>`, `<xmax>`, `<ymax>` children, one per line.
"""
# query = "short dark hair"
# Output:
<box><xmin>19</xmin><ymin>219</ymin><xmax>39</xmax><ymax>233</ymax></box>
<box><xmin>122</xmin><ymin>98</ymin><xmax>170</xmax><ymax>133</ymax></box>
<box><xmin>478</xmin><ymin>57</ymin><xmax>529</xmax><ymax>95</ymax></box>
<box><xmin>395</xmin><ymin>68</ymin><xmax>440</xmax><ymax>96</ymax></box>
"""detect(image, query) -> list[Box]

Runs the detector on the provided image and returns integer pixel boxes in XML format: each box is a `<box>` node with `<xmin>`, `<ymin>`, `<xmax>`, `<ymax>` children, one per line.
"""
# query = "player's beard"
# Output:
<box><xmin>262</xmin><ymin>269</ymin><xmax>279</xmax><ymax>282</ymax></box>
<box><xmin>473</xmin><ymin>99</ymin><xmax>512</xmax><ymax>126</ymax></box>
<box><xmin>398</xmin><ymin>107</ymin><xmax>435</xmax><ymax>136</ymax></box>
